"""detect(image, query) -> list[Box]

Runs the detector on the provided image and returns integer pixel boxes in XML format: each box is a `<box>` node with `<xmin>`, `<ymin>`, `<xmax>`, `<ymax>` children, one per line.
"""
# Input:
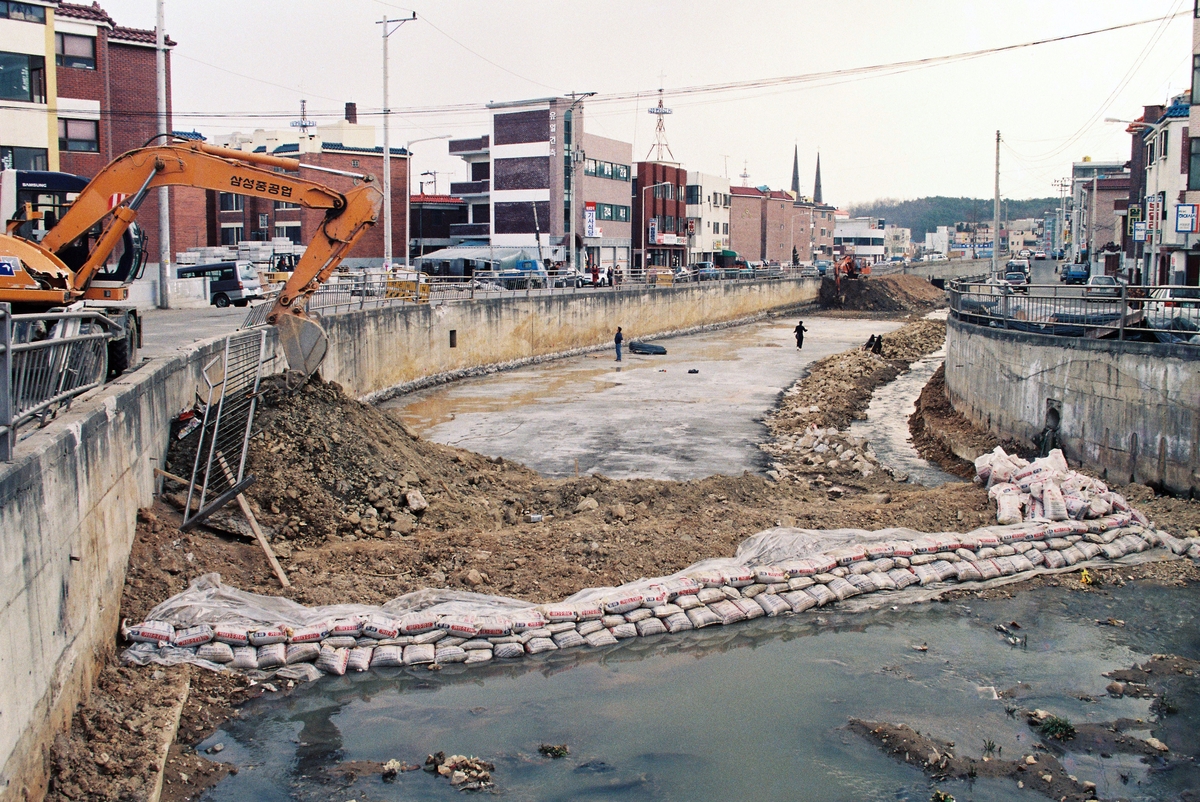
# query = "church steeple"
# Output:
<box><xmin>790</xmin><ymin>144</ymin><xmax>800</xmax><ymax>196</ymax></box>
<box><xmin>813</xmin><ymin>153</ymin><xmax>823</xmax><ymax>204</ymax></box>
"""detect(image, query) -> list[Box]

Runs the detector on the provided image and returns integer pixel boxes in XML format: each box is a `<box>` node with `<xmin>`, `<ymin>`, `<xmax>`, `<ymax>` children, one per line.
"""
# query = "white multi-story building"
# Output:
<box><xmin>685</xmin><ymin>172</ymin><xmax>731</xmax><ymax>263</ymax></box>
<box><xmin>883</xmin><ymin>225</ymin><xmax>911</xmax><ymax>259</ymax></box>
<box><xmin>1142</xmin><ymin>94</ymin><xmax>1191</xmax><ymax>283</ymax></box>
<box><xmin>834</xmin><ymin>217</ymin><xmax>885</xmax><ymax>263</ymax></box>
<box><xmin>0</xmin><ymin>2</ymin><xmax>54</xmax><ymax>171</ymax></box>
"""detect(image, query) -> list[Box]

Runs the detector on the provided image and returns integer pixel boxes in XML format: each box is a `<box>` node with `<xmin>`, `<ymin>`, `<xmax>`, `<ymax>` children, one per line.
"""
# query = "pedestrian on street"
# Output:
<box><xmin>614</xmin><ymin>326</ymin><xmax>624</xmax><ymax>361</ymax></box>
<box><xmin>794</xmin><ymin>320</ymin><xmax>808</xmax><ymax>350</ymax></box>
<box><xmin>606</xmin><ymin>267</ymin><xmax>613</xmax><ymax>287</ymax></box>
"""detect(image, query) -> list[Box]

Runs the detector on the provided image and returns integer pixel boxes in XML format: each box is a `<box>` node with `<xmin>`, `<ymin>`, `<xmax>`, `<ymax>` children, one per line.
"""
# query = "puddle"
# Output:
<box><xmin>197</xmin><ymin>581</ymin><xmax>1200</xmax><ymax>801</ymax></box>
<box><xmin>850</xmin><ymin>348</ymin><xmax>960</xmax><ymax>487</ymax></box>
<box><xmin>383</xmin><ymin>318</ymin><xmax>901</xmax><ymax>480</ymax></box>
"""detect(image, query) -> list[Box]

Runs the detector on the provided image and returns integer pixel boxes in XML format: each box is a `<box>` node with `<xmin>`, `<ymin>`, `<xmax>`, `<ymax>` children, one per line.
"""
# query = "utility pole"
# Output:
<box><xmin>378</xmin><ymin>12</ymin><xmax>416</xmax><ymax>270</ymax></box>
<box><xmin>992</xmin><ymin>130</ymin><xmax>1000</xmax><ymax>276</ymax></box>
<box><xmin>1089</xmin><ymin>173</ymin><xmax>1098</xmax><ymax>273</ymax></box>
<box><xmin>565</xmin><ymin>92</ymin><xmax>595</xmax><ymax>276</ymax></box>
<box><xmin>1052</xmin><ymin>177</ymin><xmax>1070</xmax><ymax>258</ymax></box>
<box><xmin>155</xmin><ymin>0</ymin><xmax>170</xmax><ymax>309</ymax></box>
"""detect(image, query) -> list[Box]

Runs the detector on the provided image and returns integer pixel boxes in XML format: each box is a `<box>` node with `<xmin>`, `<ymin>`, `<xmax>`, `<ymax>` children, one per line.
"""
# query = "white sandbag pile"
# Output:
<box><xmin>975</xmin><ymin>448</ymin><xmax>1146</xmax><ymax>528</ymax></box>
<box><xmin>121</xmin><ymin>481</ymin><xmax>1197</xmax><ymax>683</ymax></box>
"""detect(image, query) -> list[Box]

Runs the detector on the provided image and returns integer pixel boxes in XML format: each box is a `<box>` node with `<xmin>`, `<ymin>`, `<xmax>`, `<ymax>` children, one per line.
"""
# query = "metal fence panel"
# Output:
<box><xmin>182</xmin><ymin>329</ymin><xmax>268</xmax><ymax>529</ymax></box>
<box><xmin>0</xmin><ymin>304</ymin><xmax>11</xmax><ymax>462</ymax></box>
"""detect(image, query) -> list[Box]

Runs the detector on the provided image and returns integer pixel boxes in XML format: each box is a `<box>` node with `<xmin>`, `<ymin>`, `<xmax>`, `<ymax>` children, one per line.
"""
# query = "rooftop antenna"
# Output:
<box><xmin>645</xmin><ymin>79</ymin><xmax>674</xmax><ymax>161</ymax></box>
<box><xmin>290</xmin><ymin>99</ymin><xmax>316</xmax><ymax>135</ymax></box>
<box><xmin>739</xmin><ymin>161</ymin><xmax>750</xmax><ymax>187</ymax></box>
<box><xmin>720</xmin><ymin>154</ymin><xmax>730</xmax><ymax>178</ymax></box>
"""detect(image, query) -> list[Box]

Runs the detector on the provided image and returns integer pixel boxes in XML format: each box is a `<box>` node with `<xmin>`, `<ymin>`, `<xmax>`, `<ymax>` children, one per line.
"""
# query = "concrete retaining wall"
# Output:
<box><xmin>320</xmin><ymin>278</ymin><xmax>819</xmax><ymax>398</ymax></box>
<box><xmin>0</xmin><ymin>277</ymin><xmax>815</xmax><ymax>800</ymax></box>
<box><xmin>945</xmin><ymin>317</ymin><xmax>1200</xmax><ymax>496</ymax></box>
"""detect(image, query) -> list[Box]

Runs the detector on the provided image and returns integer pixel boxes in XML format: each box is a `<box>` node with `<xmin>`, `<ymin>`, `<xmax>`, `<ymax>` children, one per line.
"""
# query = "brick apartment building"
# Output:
<box><xmin>0</xmin><ymin>1</ymin><xmax>205</xmax><ymax>260</ymax></box>
<box><xmin>632</xmin><ymin>161</ymin><xmax>688</xmax><ymax>269</ymax></box>
<box><xmin>729</xmin><ymin>186</ymin><xmax>834</xmax><ymax>264</ymax></box>
<box><xmin>209</xmin><ymin>106</ymin><xmax>408</xmax><ymax>266</ymax></box>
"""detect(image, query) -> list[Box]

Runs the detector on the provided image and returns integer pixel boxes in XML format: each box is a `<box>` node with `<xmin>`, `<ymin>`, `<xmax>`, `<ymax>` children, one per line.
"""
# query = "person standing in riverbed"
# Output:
<box><xmin>794</xmin><ymin>320</ymin><xmax>808</xmax><ymax>350</ymax></box>
<box><xmin>614</xmin><ymin>326</ymin><xmax>623</xmax><ymax>361</ymax></box>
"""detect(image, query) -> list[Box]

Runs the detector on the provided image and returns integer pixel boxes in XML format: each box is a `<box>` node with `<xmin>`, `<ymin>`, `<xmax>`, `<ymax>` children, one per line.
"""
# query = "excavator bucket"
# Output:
<box><xmin>275</xmin><ymin>313</ymin><xmax>328</xmax><ymax>379</ymax></box>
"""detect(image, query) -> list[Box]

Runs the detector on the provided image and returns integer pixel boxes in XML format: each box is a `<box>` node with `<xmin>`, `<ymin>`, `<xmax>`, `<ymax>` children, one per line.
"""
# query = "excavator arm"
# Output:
<box><xmin>30</xmin><ymin>139</ymin><xmax>381</xmax><ymax>376</ymax></box>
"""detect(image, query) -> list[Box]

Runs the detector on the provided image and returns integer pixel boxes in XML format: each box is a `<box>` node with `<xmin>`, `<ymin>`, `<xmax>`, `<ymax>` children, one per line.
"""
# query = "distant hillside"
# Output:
<box><xmin>847</xmin><ymin>197</ymin><xmax>1058</xmax><ymax>234</ymax></box>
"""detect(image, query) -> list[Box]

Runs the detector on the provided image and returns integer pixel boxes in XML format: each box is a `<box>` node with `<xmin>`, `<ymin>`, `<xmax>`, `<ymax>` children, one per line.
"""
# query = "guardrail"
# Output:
<box><xmin>242</xmin><ymin>266</ymin><xmax>819</xmax><ymax>329</ymax></box>
<box><xmin>947</xmin><ymin>280</ymin><xmax>1199</xmax><ymax>345</ymax></box>
<box><xmin>1</xmin><ymin>304</ymin><xmax>120</xmax><ymax>461</ymax></box>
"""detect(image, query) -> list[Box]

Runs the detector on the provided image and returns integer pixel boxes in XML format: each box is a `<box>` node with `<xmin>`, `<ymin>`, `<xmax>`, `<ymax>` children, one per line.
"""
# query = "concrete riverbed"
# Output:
<box><xmin>385</xmin><ymin>317</ymin><xmax>902</xmax><ymax>481</ymax></box>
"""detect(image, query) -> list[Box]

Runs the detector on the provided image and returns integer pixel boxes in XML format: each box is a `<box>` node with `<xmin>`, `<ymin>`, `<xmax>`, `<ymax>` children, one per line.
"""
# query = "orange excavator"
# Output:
<box><xmin>1</xmin><ymin>138</ymin><xmax>382</xmax><ymax>377</ymax></box>
<box><xmin>833</xmin><ymin>254</ymin><xmax>870</xmax><ymax>290</ymax></box>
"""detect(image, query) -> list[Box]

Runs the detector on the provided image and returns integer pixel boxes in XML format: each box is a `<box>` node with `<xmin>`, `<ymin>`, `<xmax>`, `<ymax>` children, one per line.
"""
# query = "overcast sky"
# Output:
<box><xmin>98</xmin><ymin>0</ymin><xmax>1192</xmax><ymax>206</ymax></box>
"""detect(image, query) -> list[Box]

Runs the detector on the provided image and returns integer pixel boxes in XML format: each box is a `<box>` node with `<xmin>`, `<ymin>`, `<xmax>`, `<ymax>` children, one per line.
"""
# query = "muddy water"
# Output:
<box><xmin>849</xmin><ymin>348</ymin><xmax>960</xmax><ymax>487</ymax></box>
<box><xmin>383</xmin><ymin>318</ymin><xmax>900</xmax><ymax>481</ymax></box>
<box><xmin>198</xmin><ymin>581</ymin><xmax>1200</xmax><ymax>801</ymax></box>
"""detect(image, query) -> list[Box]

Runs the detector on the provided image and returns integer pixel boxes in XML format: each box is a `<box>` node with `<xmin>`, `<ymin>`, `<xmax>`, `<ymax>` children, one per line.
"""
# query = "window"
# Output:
<box><xmin>0</xmin><ymin>52</ymin><xmax>45</xmax><ymax>103</ymax></box>
<box><xmin>1162</xmin><ymin>131</ymin><xmax>1169</xmax><ymax>161</ymax></box>
<box><xmin>664</xmin><ymin>216</ymin><xmax>676</xmax><ymax>233</ymax></box>
<box><xmin>274</xmin><ymin>199</ymin><xmax>300</xmax><ymax>210</ymax></box>
<box><xmin>614</xmin><ymin>164</ymin><xmax>630</xmax><ymax>181</ymax></box>
<box><xmin>274</xmin><ymin>222</ymin><xmax>301</xmax><ymax>244</ymax></box>
<box><xmin>55</xmin><ymin>33</ymin><xmax>95</xmax><ymax>69</ymax></box>
<box><xmin>350</xmin><ymin>158</ymin><xmax>359</xmax><ymax>168</ymax></box>
<box><xmin>0</xmin><ymin>145</ymin><xmax>46</xmax><ymax>170</ymax></box>
<box><xmin>685</xmin><ymin>184</ymin><xmax>701</xmax><ymax>205</ymax></box>
<box><xmin>616</xmin><ymin>205</ymin><xmax>629</xmax><ymax>222</ymax></box>
<box><xmin>723</xmin><ymin>223</ymin><xmax>729</xmax><ymax>235</ymax></box>
<box><xmin>219</xmin><ymin>192</ymin><xmax>244</xmax><ymax>212</ymax></box>
<box><xmin>1194</xmin><ymin>55</ymin><xmax>1200</xmax><ymax>105</ymax></box>
<box><xmin>0</xmin><ymin>2</ymin><xmax>46</xmax><ymax>22</ymax></box>
<box><xmin>220</xmin><ymin>224</ymin><xmax>243</xmax><ymax>245</ymax></box>
<box><xmin>584</xmin><ymin>159</ymin><xmax>597</xmax><ymax>176</ymax></box>
<box><xmin>600</xmin><ymin>161</ymin><xmax>613</xmax><ymax>179</ymax></box>
<box><xmin>1189</xmin><ymin>138</ymin><xmax>1200</xmax><ymax>190</ymax></box>
<box><xmin>57</xmin><ymin>118</ymin><xmax>98</xmax><ymax>152</ymax></box>
<box><xmin>598</xmin><ymin>203</ymin><xmax>613</xmax><ymax>220</ymax></box>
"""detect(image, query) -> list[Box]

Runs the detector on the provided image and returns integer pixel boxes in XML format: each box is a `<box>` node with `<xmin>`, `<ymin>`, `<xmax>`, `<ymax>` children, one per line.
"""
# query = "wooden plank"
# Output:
<box><xmin>215</xmin><ymin>452</ymin><xmax>290</xmax><ymax>589</ymax></box>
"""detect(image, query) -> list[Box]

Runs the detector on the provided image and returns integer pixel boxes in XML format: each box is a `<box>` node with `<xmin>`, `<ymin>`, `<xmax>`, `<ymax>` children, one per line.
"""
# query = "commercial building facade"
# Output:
<box><xmin>632</xmin><ymin>160</ymin><xmax>688</xmax><ymax>269</ymax></box>
<box><xmin>685</xmin><ymin>171</ymin><xmax>730</xmax><ymax>263</ymax></box>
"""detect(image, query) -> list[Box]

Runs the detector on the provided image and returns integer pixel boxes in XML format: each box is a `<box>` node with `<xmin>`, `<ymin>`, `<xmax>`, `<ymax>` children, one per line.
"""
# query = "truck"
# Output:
<box><xmin>1061</xmin><ymin>263</ymin><xmax>1090</xmax><ymax>285</ymax></box>
<box><xmin>1</xmin><ymin>138</ymin><xmax>382</xmax><ymax>378</ymax></box>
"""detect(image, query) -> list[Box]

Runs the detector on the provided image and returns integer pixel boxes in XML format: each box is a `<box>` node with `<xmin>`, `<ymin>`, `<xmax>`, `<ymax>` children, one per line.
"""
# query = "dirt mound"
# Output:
<box><xmin>819</xmin><ymin>274</ymin><xmax>945</xmax><ymax>312</ymax></box>
<box><xmin>908</xmin><ymin>364</ymin><xmax>1011</xmax><ymax>478</ymax></box>
<box><xmin>770</xmin><ymin>319</ymin><xmax>946</xmax><ymax>433</ymax></box>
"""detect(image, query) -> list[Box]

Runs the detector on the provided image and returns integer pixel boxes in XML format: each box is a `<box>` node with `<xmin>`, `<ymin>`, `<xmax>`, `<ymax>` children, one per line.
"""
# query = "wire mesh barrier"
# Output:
<box><xmin>1</xmin><ymin>304</ymin><xmax>120</xmax><ymax>462</ymax></box>
<box><xmin>947</xmin><ymin>281</ymin><xmax>1200</xmax><ymax>345</ymax></box>
<box><xmin>181</xmin><ymin>329</ymin><xmax>269</xmax><ymax>530</ymax></box>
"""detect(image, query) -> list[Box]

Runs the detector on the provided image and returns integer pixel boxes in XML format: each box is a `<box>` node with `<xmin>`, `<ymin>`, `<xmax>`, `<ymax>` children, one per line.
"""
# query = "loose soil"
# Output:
<box><xmin>43</xmin><ymin>284</ymin><xmax>1200</xmax><ymax>802</ymax></box>
<box><xmin>818</xmin><ymin>273</ymin><xmax>945</xmax><ymax>313</ymax></box>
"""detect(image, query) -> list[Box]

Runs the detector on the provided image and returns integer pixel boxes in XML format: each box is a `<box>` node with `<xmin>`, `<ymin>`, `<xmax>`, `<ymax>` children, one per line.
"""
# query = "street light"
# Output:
<box><xmin>377</xmin><ymin>12</ymin><xmax>417</xmax><ymax>270</ymax></box>
<box><xmin>403</xmin><ymin>134</ymin><xmax>451</xmax><ymax>268</ymax></box>
<box><xmin>639</xmin><ymin>181</ymin><xmax>673</xmax><ymax>278</ymax></box>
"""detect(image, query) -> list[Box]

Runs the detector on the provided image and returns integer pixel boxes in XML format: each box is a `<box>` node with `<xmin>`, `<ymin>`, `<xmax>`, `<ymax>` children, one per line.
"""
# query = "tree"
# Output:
<box><xmin>792</xmin><ymin>246</ymin><xmax>800</xmax><ymax>266</ymax></box>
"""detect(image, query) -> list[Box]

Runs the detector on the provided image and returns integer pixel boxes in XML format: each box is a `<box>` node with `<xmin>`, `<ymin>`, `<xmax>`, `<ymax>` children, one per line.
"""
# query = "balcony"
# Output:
<box><xmin>450</xmin><ymin>180</ymin><xmax>490</xmax><ymax>196</ymax></box>
<box><xmin>449</xmin><ymin>223</ymin><xmax>489</xmax><ymax>239</ymax></box>
<box><xmin>449</xmin><ymin>136</ymin><xmax>490</xmax><ymax>155</ymax></box>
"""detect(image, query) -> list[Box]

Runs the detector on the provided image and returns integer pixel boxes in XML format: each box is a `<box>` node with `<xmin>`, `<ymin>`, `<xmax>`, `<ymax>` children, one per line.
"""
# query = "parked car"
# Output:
<box><xmin>1084</xmin><ymin>274</ymin><xmax>1122</xmax><ymax>298</ymax></box>
<box><xmin>673</xmin><ymin>265</ymin><xmax>694</xmax><ymax>283</ymax></box>
<box><xmin>1033</xmin><ymin>250</ymin><xmax>1048</xmax><ymax>260</ymax></box>
<box><xmin>815</xmin><ymin>260</ymin><xmax>832</xmax><ymax>275</ymax></box>
<box><xmin>1017</xmin><ymin>249</ymin><xmax>1032</xmax><ymax>259</ymax></box>
<box><xmin>574</xmin><ymin>268</ymin><xmax>609</xmax><ymax>288</ymax></box>
<box><xmin>177</xmin><ymin>261</ymin><xmax>263</xmax><ymax>307</ymax></box>
<box><xmin>1144</xmin><ymin>286</ymin><xmax>1200</xmax><ymax>328</ymax></box>
<box><xmin>1003</xmin><ymin>271</ymin><xmax>1029</xmax><ymax>293</ymax></box>
<box><xmin>696</xmin><ymin>264</ymin><xmax>721</xmax><ymax>281</ymax></box>
<box><xmin>1061</xmin><ymin>263</ymin><xmax>1090</xmax><ymax>284</ymax></box>
<box><xmin>798</xmin><ymin>265</ymin><xmax>820</xmax><ymax>278</ymax></box>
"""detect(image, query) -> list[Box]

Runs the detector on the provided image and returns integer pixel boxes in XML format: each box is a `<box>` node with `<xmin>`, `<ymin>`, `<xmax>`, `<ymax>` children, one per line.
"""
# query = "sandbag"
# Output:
<box><xmin>552</xmin><ymin>630</ymin><xmax>587</xmax><ymax>649</ymax></box>
<box><xmin>347</xmin><ymin>646</ymin><xmax>373</xmax><ymax>672</ymax></box>
<box><xmin>362</xmin><ymin>615</ymin><xmax>401</xmax><ymax>640</ymax></box>
<box><xmin>369</xmin><ymin>645</ymin><xmax>404</xmax><ymax>667</ymax></box>
<box><xmin>256</xmin><ymin>643</ymin><xmax>286</xmax><ymax>669</ymax></box>
<box><xmin>624</xmin><ymin>608</ymin><xmax>653</xmax><ymax>624</ymax></box>
<box><xmin>125</xmin><ymin>620</ymin><xmax>174</xmax><ymax>645</ymax></box>
<box><xmin>573</xmin><ymin>602</ymin><xmax>604</xmax><ymax>621</ymax></box>
<box><xmin>577</xmin><ymin>620</ymin><xmax>604</xmax><ymax>636</ymax></box>
<box><xmin>709</xmin><ymin>600</ymin><xmax>746</xmax><ymax>625</ymax></box>
<box><xmin>609</xmin><ymin>623</ymin><xmax>637</xmax><ymax>639</ymax></box>
<box><xmin>732</xmin><ymin>597</ymin><xmax>765</xmax><ymax>619</ymax></box>
<box><xmin>289</xmin><ymin>621</ymin><xmax>331</xmax><ymax>644</ymax></box>
<box><xmin>755</xmin><ymin>593</ymin><xmax>791</xmax><ymax>617</ymax></box>
<box><xmin>781</xmin><ymin>591</ymin><xmax>817</xmax><ymax>613</ymax></box>
<box><xmin>213</xmin><ymin>624</ymin><xmax>250</xmax><ymax>646</ymax></box>
<box><xmin>540</xmin><ymin>605</ymin><xmax>578</xmax><ymax>623</ymax></box>
<box><xmin>285</xmin><ymin>643</ymin><xmax>321</xmax><ymax>664</ymax></box>
<box><xmin>826</xmin><ymin>576</ymin><xmax>860</xmax><ymax>600</ymax></box>
<box><xmin>869</xmin><ymin>571</ymin><xmax>898</xmax><ymax>591</ymax></box>
<box><xmin>846</xmin><ymin>574</ymin><xmax>877</xmax><ymax>593</ymax></box>
<box><xmin>1042</xmin><ymin>550</ymin><xmax>1067</xmax><ymax>569</ymax></box>
<box><xmin>805</xmin><ymin>585</ymin><xmax>837</xmax><ymax>606</ymax></box>
<box><xmin>465</xmin><ymin>649</ymin><xmax>493</xmax><ymax>664</ymax></box>
<box><xmin>955</xmin><ymin>562</ymin><xmax>983</xmax><ymax>582</ymax></box>
<box><xmin>1042</xmin><ymin>483</ymin><xmax>1069</xmax><ymax>521</ymax></box>
<box><xmin>493</xmin><ymin>642</ymin><xmax>525</xmax><ymax>659</ymax></box>
<box><xmin>413</xmin><ymin>629</ymin><xmax>446</xmax><ymax>645</ymax></box>
<box><xmin>403</xmin><ymin>644</ymin><xmax>436</xmax><ymax>665</ymax></box>
<box><xmin>889</xmin><ymin>569</ymin><xmax>919</xmax><ymax>590</ymax></box>
<box><xmin>434</xmin><ymin>645</ymin><xmax>468</xmax><ymax>663</ymax></box>
<box><xmin>686</xmin><ymin>606</ymin><xmax>721</xmax><ymax>628</ymax></box>
<box><xmin>231</xmin><ymin>646</ymin><xmax>258</xmax><ymax>670</ymax></box>
<box><xmin>474</xmin><ymin>616</ymin><xmax>513</xmax><ymax>638</ymax></box>
<box><xmin>316</xmin><ymin>647</ymin><xmax>350</xmax><ymax>675</ymax></box>
<box><xmin>663</xmin><ymin>612</ymin><xmax>694</xmax><ymax>633</ymax></box>
<box><xmin>635</xmin><ymin>617</ymin><xmax>668</xmax><ymax>637</ymax></box>
<box><xmin>399</xmin><ymin>613</ymin><xmax>439</xmax><ymax>635</ymax></box>
<box><xmin>584</xmin><ymin>629</ymin><xmax>619</xmax><ymax>647</ymax></box>
<box><xmin>324</xmin><ymin>636</ymin><xmax>357</xmax><ymax>649</ymax></box>
<box><xmin>329</xmin><ymin>617</ymin><xmax>363</xmax><ymax>638</ymax></box>
<box><xmin>653</xmin><ymin>603</ymin><xmax>683</xmax><ymax>619</ymax></box>
<box><xmin>172</xmin><ymin>625</ymin><xmax>213</xmax><ymax>648</ymax></box>
<box><xmin>600</xmin><ymin>593</ymin><xmax>645</xmax><ymax>615</ymax></box>
<box><xmin>753</xmin><ymin>566</ymin><xmax>787</xmax><ymax>584</ymax></box>
<box><xmin>725</xmin><ymin>568</ymin><xmax>755</xmax><ymax>587</ymax></box>
<box><xmin>510</xmin><ymin>610</ymin><xmax>547</xmax><ymax>632</ymax></box>
<box><xmin>438</xmin><ymin>616</ymin><xmax>480</xmax><ymax>639</ymax></box>
<box><xmin>196</xmin><ymin>642</ymin><xmax>234</xmax><ymax>663</ymax></box>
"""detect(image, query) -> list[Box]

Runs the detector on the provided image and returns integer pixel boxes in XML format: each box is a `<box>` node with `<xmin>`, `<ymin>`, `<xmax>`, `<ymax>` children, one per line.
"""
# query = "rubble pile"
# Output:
<box><xmin>818</xmin><ymin>274</ymin><xmax>945</xmax><ymax>312</ymax></box>
<box><xmin>762</xmin><ymin>427</ymin><xmax>888</xmax><ymax>484</ymax></box>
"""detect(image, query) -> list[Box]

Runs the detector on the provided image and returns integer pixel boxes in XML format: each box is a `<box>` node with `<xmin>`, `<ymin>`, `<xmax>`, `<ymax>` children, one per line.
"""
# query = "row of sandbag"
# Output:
<box><xmin>121</xmin><ymin>519</ymin><xmax>1179</xmax><ymax>678</ymax></box>
<box><xmin>976</xmin><ymin>448</ymin><xmax>1138</xmax><ymax>526</ymax></box>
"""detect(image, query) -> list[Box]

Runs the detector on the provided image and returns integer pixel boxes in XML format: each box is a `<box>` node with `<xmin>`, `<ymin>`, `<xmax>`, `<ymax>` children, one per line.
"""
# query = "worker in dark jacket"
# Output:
<box><xmin>794</xmin><ymin>320</ymin><xmax>808</xmax><ymax>350</ymax></box>
<box><xmin>614</xmin><ymin>326</ymin><xmax>623</xmax><ymax>361</ymax></box>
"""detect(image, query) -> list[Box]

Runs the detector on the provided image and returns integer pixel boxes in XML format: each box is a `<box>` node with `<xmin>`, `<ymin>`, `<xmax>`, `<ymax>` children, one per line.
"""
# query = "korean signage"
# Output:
<box><xmin>1146</xmin><ymin>196</ymin><xmax>1162</xmax><ymax>231</ymax></box>
<box><xmin>1133</xmin><ymin>221</ymin><xmax>1147</xmax><ymax>242</ymax></box>
<box><xmin>1126</xmin><ymin>204</ymin><xmax>1141</xmax><ymax>236</ymax></box>
<box><xmin>1175</xmin><ymin>204</ymin><xmax>1199</xmax><ymax>234</ymax></box>
<box><xmin>648</xmin><ymin>217</ymin><xmax>658</xmax><ymax>245</ymax></box>
<box><xmin>584</xmin><ymin>202</ymin><xmax>598</xmax><ymax>238</ymax></box>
